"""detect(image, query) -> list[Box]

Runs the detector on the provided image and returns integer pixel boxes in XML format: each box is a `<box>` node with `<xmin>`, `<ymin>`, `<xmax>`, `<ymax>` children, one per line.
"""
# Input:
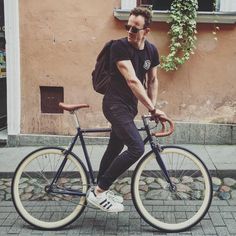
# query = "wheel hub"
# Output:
<box><xmin>169</xmin><ymin>184</ymin><xmax>177</xmax><ymax>192</ymax></box>
<box><xmin>44</xmin><ymin>185</ymin><xmax>51</xmax><ymax>193</ymax></box>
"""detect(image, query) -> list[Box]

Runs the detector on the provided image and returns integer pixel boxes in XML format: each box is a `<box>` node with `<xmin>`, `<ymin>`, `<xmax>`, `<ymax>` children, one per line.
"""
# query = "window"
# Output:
<box><xmin>121</xmin><ymin>0</ymin><xmax>236</xmax><ymax>12</ymax></box>
<box><xmin>151</xmin><ymin>0</ymin><xmax>215</xmax><ymax>12</ymax></box>
<box><xmin>117</xmin><ymin>0</ymin><xmax>236</xmax><ymax>24</ymax></box>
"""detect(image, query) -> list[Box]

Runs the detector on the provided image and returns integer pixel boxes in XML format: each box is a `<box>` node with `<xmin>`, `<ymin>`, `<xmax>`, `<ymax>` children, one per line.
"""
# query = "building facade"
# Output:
<box><xmin>4</xmin><ymin>0</ymin><xmax>236</xmax><ymax>145</ymax></box>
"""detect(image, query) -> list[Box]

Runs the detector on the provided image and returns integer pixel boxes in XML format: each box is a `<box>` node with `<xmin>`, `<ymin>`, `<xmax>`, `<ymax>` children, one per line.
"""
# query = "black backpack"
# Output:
<box><xmin>92</xmin><ymin>39</ymin><xmax>153</xmax><ymax>94</ymax></box>
<box><xmin>91</xmin><ymin>40</ymin><xmax>114</xmax><ymax>95</ymax></box>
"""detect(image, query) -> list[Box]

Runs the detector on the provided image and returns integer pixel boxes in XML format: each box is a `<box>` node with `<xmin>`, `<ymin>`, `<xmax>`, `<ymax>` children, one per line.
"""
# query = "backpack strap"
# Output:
<box><xmin>97</xmin><ymin>40</ymin><xmax>114</xmax><ymax>61</ymax></box>
<box><xmin>119</xmin><ymin>38</ymin><xmax>135</xmax><ymax>60</ymax></box>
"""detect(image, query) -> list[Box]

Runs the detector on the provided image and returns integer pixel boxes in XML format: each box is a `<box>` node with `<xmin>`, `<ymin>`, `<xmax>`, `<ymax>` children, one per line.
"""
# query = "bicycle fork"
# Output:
<box><xmin>143</xmin><ymin>119</ymin><xmax>176</xmax><ymax>191</ymax></box>
<box><xmin>151</xmin><ymin>143</ymin><xmax>176</xmax><ymax>191</ymax></box>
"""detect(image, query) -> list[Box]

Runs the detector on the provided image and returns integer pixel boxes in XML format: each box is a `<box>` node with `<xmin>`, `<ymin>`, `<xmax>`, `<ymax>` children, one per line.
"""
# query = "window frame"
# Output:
<box><xmin>116</xmin><ymin>0</ymin><xmax>236</xmax><ymax>24</ymax></box>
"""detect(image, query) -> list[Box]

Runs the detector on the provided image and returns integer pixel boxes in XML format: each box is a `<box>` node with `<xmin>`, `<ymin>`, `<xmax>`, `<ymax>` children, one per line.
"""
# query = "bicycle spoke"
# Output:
<box><xmin>21</xmin><ymin>172</ymin><xmax>45</xmax><ymax>189</ymax></box>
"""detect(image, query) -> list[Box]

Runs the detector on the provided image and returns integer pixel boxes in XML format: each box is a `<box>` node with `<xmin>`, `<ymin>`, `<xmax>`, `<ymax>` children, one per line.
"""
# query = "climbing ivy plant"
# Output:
<box><xmin>161</xmin><ymin>0</ymin><xmax>198</xmax><ymax>71</ymax></box>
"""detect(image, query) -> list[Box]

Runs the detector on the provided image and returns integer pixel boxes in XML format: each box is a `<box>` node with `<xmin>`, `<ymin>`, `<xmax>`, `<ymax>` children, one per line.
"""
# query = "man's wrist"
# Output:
<box><xmin>149</xmin><ymin>108</ymin><xmax>156</xmax><ymax>114</ymax></box>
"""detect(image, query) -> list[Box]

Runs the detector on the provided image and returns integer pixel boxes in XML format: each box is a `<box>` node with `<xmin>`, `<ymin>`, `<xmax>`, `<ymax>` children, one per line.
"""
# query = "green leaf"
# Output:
<box><xmin>161</xmin><ymin>0</ymin><xmax>197</xmax><ymax>72</ymax></box>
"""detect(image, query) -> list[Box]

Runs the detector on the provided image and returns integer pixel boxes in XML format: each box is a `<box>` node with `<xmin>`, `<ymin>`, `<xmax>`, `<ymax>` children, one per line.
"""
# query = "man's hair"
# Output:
<box><xmin>130</xmin><ymin>7</ymin><xmax>152</xmax><ymax>28</ymax></box>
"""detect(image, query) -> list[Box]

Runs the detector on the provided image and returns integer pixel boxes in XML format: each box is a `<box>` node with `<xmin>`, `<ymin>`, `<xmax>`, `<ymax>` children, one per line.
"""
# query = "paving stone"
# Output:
<box><xmin>220</xmin><ymin>185</ymin><xmax>231</xmax><ymax>192</ymax></box>
<box><xmin>191</xmin><ymin>226</ymin><xmax>205</xmax><ymax>236</ymax></box>
<box><xmin>129</xmin><ymin>218</ymin><xmax>141</xmax><ymax>232</ymax></box>
<box><xmin>129</xmin><ymin>211</ymin><xmax>140</xmax><ymax>219</ymax></box>
<box><xmin>211</xmin><ymin>200</ymin><xmax>228</xmax><ymax>206</ymax></box>
<box><xmin>209</xmin><ymin>212</ymin><xmax>225</xmax><ymax>226</ymax></box>
<box><xmin>200</xmin><ymin>219</ymin><xmax>217</xmax><ymax>235</ymax></box>
<box><xmin>219</xmin><ymin>206</ymin><xmax>236</xmax><ymax>212</ymax></box>
<box><xmin>233</xmin><ymin>212</ymin><xmax>236</xmax><ymax>220</ymax></box>
<box><xmin>215</xmin><ymin>226</ymin><xmax>231</xmax><ymax>236</ymax></box>
<box><xmin>212</xmin><ymin>177</ymin><xmax>222</xmax><ymax>186</ymax></box>
<box><xmin>92</xmin><ymin>228</ymin><xmax>105</xmax><ymax>236</ymax></box>
<box><xmin>228</xmin><ymin>200</ymin><xmax>236</xmax><ymax>205</ymax></box>
<box><xmin>218</xmin><ymin>192</ymin><xmax>231</xmax><ymax>200</ymax></box>
<box><xmin>120</xmin><ymin>185</ymin><xmax>131</xmax><ymax>195</ymax></box>
<box><xmin>223</xmin><ymin>177</ymin><xmax>236</xmax><ymax>186</ymax></box>
<box><xmin>118</xmin><ymin>212</ymin><xmax>129</xmax><ymax>226</ymax></box>
<box><xmin>208</xmin><ymin>205</ymin><xmax>220</xmax><ymax>212</ymax></box>
<box><xmin>220</xmin><ymin>212</ymin><xmax>233</xmax><ymax>219</ymax></box>
<box><xmin>104</xmin><ymin>218</ymin><xmax>118</xmax><ymax>232</ymax></box>
<box><xmin>224</xmin><ymin>219</ymin><xmax>236</xmax><ymax>234</ymax></box>
<box><xmin>117</xmin><ymin>226</ymin><xmax>129</xmax><ymax>236</ymax></box>
<box><xmin>79</xmin><ymin>218</ymin><xmax>94</xmax><ymax>234</ymax></box>
<box><xmin>0</xmin><ymin>212</ymin><xmax>9</xmax><ymax>219</ymax></box>
<box><xmin>230</xmin><ymin>191</ymin><xmax>236</xmax><ymax>199</ymax></box>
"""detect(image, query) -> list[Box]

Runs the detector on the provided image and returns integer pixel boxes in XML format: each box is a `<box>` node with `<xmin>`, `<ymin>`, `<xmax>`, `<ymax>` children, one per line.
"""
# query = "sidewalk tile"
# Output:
<box><xmin>219</xmin><ymin>206</ymin><xmax>236</xmax><ymax>212</ymax></box>
<box><xmin>117</xmin><ymin>226</ymin><xmax>129</xmax><ymax>235</ymax></box>
<box><xmin>220</xmin><ymin>212</ymin><xmax>233</xmax><ymax>219</ymax></box>
<box><xmin>200</xmin><ymin>219</ymin><xmax>217</xmax><ymax>234</ymax></box>
<box><xmin>224</xmin><ymin>219</ymin><xmax>236</xmax><ymax>234</ymax></box>
<box><xmin>209</xmin><ymin>212</ymin><xmax>225</xmax><ymax>226</ymax></box>
<box><xmin>215</xmin><ymin>226</ymin><xmax>231</xmax><ymax>236</ymax></box>
<box><xmin>228</xmin><ymin>200</ymin><xmax>236</xmax><ymax>206</ymax></box>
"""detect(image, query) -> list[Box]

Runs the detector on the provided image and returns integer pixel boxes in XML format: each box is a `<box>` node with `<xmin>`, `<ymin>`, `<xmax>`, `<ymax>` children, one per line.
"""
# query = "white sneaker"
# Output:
<box><xmin>107</xmin><ymin>190</ymin><xmax>124</xmax><ymax>203</ymax></box>
<box><xmin>87</xmin><ymin>188</ymin><xmax>124</xmax><ymax>213</ymax></box>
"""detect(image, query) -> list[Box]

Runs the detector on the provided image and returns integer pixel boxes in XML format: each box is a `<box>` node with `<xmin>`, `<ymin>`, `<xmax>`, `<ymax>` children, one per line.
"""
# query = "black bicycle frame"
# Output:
<box><xmin>49</xmin><ymin>116</ymin><xmax>174</xmax><ymax>196</ymax></box>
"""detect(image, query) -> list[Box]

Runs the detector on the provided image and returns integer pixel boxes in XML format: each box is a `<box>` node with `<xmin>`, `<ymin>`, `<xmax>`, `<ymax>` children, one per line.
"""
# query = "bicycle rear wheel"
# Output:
<box><xmin>131</xmin><ymin>146</ymin><xmax>212</xmax><ymax>232</ymax></box>
<box><xmin>11</xmin><ymin>147</ymin><xmax>89</xmax><ymax>230</ymax></box>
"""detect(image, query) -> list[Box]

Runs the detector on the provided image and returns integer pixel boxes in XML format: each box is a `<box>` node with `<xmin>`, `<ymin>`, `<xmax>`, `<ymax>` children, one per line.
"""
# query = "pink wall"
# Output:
<box><xmin>19</xmin><ymin>0</ymin><xmax>236</xmax><ymax>135</ymax></box>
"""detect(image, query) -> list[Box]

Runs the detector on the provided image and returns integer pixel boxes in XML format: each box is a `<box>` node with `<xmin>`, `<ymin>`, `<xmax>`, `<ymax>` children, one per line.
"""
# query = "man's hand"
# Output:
<box><xmin>149</xmin><ymin>108</ymin><xmax>168</xmax><ymax>123</ymax></box>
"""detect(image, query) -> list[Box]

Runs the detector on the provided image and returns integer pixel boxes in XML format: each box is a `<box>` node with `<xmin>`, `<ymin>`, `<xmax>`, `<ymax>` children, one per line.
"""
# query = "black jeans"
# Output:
<box><xmin>97</xmin><ymin>101</ymin><xmax>144</xmax><ymax>190</ymax></box>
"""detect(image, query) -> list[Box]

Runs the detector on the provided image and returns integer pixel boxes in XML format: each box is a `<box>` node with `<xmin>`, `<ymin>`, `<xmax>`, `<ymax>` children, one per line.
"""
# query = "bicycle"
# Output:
<box><xmin>11</xmin><ymin>102</ymin><xmax>213</xmax><ymax>232</ymax></box>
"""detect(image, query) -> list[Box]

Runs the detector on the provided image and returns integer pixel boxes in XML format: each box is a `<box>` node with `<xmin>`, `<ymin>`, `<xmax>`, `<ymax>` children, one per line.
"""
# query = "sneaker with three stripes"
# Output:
<box><xmin>86</xmin><ymin>188</ymin><xmax>124</xmax><ymax>213</ymax></box>
<box><xmin>107</xmin><ymin>190</ymin><xmax>124</xmax><ymax>203</ymax></box>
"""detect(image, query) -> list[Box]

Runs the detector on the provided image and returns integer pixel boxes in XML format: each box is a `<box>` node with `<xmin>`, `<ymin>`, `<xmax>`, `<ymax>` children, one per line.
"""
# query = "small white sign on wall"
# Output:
<box><xmin>121</xmin><ymin>0</ymin><xmax>136</xmax><ymax>10</ymax></box>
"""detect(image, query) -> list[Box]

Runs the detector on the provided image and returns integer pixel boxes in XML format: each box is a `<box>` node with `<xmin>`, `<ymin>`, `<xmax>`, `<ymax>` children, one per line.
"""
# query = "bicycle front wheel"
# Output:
<box><xmin>11</xmin><ymin>147</ymin><xmax>89</xmax><ymax>230</ymax></box>
<box><xmin>132</xmin><ymin>146</ymin><xmax>212</xmax><ymax>232</ymax></box>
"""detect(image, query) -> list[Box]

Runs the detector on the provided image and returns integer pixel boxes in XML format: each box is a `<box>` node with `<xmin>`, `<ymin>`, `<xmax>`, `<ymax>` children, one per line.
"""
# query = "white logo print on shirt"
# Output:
<box><xmin>143</xmin><ymin>60</ymin><xmax>151</xmax><ymax>70</ymax></box>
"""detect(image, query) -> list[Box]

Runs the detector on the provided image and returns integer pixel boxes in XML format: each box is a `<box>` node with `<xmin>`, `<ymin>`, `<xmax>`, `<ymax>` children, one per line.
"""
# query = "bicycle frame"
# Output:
<box><xmin>48</xmin><ymin>112</ymin><xmax>174</xmax><ymax>196</ymax></box>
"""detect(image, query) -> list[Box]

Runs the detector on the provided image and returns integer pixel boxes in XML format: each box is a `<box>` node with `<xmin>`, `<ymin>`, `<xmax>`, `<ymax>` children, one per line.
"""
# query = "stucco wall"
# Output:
<box><xmin>19</xmin><ymin>0</ymin><xmax>236</xmax><ymax>135</ymax></box>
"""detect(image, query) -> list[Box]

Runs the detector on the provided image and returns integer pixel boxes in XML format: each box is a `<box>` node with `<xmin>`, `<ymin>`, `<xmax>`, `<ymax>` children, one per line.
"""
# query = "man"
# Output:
<box><xmin>87</xmin><ymin>7</ymin><xmax>167</xmax><ymax>212</ymax></box>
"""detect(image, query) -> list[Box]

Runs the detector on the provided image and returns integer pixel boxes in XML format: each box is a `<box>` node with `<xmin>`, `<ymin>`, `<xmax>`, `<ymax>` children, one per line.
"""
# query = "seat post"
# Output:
<box><xmin>71</xmin><ymin>111</ymin><xmax>80</xmax><ymax>128</ymax></box>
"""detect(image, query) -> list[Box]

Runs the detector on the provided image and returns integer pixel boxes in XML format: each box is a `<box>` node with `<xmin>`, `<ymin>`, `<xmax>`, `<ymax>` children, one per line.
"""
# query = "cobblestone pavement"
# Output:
<box><xmin>0</xmin><ymin>199</ymin><xmax>236</xmax><ymax>236</ymax></box>
<box><xmin>1</xmin><ymin>176</ymin><xmax>236</xmax><ymax>201</ymax></box>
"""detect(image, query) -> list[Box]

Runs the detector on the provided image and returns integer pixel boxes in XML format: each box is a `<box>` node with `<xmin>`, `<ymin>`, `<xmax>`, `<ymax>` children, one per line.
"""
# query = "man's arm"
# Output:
<box><xmin>147</xmin><ymin>66</ymin><xmax>158</xmax><ymax>107</ymax></box>
<box><xmin>116</xmin><ymin>60</ymin><xmax>167</xmax><ymax>119</ymax></box>
<box><xmin>116</xmin><ymin>60</ymin><xmax>155</xmax><ymax>112</ymax></box>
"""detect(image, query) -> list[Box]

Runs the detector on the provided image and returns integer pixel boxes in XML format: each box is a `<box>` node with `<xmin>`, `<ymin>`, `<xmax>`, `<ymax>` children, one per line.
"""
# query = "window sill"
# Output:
<box><xmin>114</xmin><ymin>9</ymin><xmax>236</xmax><ymax>24</ymax></box>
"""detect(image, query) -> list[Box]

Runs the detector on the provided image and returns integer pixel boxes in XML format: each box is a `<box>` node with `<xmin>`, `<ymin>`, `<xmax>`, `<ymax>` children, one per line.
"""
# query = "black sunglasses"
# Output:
<box><xmin>125</xmin><ymin>24</ymin><xmax>146</xmax><ymax>34</ymax></box>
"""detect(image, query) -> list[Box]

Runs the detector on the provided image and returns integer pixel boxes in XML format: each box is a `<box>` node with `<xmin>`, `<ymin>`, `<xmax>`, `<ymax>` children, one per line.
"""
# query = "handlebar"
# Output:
<box><xmin>144</xmin><ymin>115</ymin><xmax>175</xmax><ymax>137</ymax></box>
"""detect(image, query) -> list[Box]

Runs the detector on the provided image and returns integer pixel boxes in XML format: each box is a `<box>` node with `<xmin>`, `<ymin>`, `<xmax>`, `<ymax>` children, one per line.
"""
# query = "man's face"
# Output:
<box><xmin>126</xmin><ymin>14</ymin><xmax>149</xmax><ymax>45</ymax></box>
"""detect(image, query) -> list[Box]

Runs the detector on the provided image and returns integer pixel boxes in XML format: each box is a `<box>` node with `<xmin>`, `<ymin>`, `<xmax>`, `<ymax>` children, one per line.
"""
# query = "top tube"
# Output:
<box><xmin>80</xmin><ymin>127</ymin><xmax>146</xmax><ymax>133</ymax></box>
<box><xmin>80</xmin><ymin>115</ymin><xmax>151</xmax><ymax>134</ymax></box>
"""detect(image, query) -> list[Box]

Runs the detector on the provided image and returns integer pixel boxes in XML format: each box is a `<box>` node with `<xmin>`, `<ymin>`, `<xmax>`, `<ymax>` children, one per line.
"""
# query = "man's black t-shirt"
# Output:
<box><xmin>104</xmin><ymin>37</ymin><xmax>160</xmax><ymax>115</ymax></box>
